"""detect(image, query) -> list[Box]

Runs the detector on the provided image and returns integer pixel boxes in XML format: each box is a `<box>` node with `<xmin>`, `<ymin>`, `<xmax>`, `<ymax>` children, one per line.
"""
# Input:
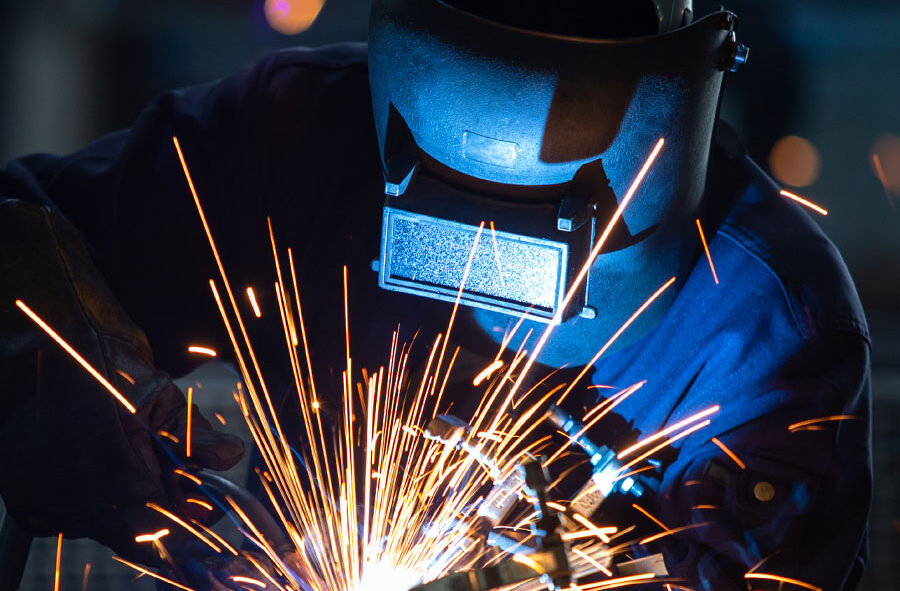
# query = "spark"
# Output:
<box><xmin>489</xmin><ymin>220</ymin><xmax>505</xmax><ymax>285</ymax></box>
<box><xmin>215</xmin><ymin>412</ymin><xmax>227</xmax><ymax>425</ymax></box>
<box><xmin>186</xmin><ymin>386</ymin><xmax>193</xmax><ymax>457</ymax></box>
<box><xmin>571</xmin><ymin>547</ymin><xmax>613</xmax><ymax>577</ymax></box>
<box><xmin>247</xmin><ymin>287</ymin><xmax>263</xmax><ymax>317</ymax></box>
<box><xmin>779</xmin><ymin>189</ymin><xmax>828</xmax><ymax>216</ymax></box>
<box><xmin>501</xmin><ymin>138</ymin><xmax>665</xmax><ymax>421</ymax></box>
<box><xmin>15</xmin><ymin>300</ymin><xmax>137</xmax><ymax>414</ymax></box>
<box><xmin>639</xmin><ymin>522</ymin><xmax>708</xmax><ymax>545</ymax></box>
<box><xmin>190</xmin><ymin>519</ymin><xmax>239</xmax><ymax>556</ymax></box>
<box><xmin>710</xmin><ymin>437</ymin><xmax>745</xmax><ymax>470</ymax></box>
<box><xmin>577</xmin><ymin>573</ymin><xmax>655</xmax><ymax>589</ymax></box>
<box><xmin>631</xmin><ymin>504</ymin><xmax>672</xmax><ymax>536</ymax></box>
<box><xmin>146</xmin><ymin>502</ymin><xmax>221</xmax><ymax>553</ymax></box>
<box><xmin>187</xmin><ymin>345</ymin><xmax>217</xmax><ymax>357</ymax></box>
<box><xmin>556</xmin><ymin>276</ymin><xmax>676</xmax><ymax>406</ymax></box>
<box><xmin>135</xmin><ymin>528</ymin><xmax>170</xmax><ymax>543</ymax></box>
<box><xmin>173</xmin><ymin>468</ymin><xmax>202</xmax><ymax>485</ymax></box>
<box><xmin>157</xmin><ymin>430</ymin><xmax>180</xmax><ymax>444</ymax></box>
<box><xmin>116</xmin><ymin>368</ymin><xmax>136</xmax><ymax>384</ymax></box>
<box><xmin>695</xmin><ymin>219</ymin><xmax>719</xmax><ymax>284</ymax></box>
<box><xmin>473</xmin><ymin>360</ymin><xmax>504</xmax><ymax>386</ymax></box>
<box><xmin>617</xmin><ymin>419</ymin><xmax>711</xmax><ymax>474</ymax></box>
<box><xmin>788</xmin><ymin>414</ymin><xmax>859</xmax><ymax>432</ymax></box>
<box><xmin>617</xmin><ymin>405</ymin><xmax>720</xmax><ymax>460</ymax></box>
<box><xmin>81</xmin><ymin>562</ymin><xmax>91</xmax><ymax>591</ymax></box>
<box><xmin>54</xmin><ymin>533</ymin><xmax>62</xmax><ymax>591</ymax></box>
<box><xmin>112</xmin><ymin>556</ymin><xmax>197</xmax><ymax>591</ymax></box>
<box><xmin>511</xmin><ymin>553</ymin><xmax>543</xmax><ymax>572</ymax></box>
<box><xmin>186</xmin><ymin>498</ymin><xmax>214</xmax><ymax>510</ymax></box>
<box><xmin>231</xmin><ymin>575</ymin><xmax>268</xmax><ymax>588</ymax></box>
<box><xmin>744</xmin><ymin>573</ymin><xmax>821</xmax><ymax>591</ymax></box>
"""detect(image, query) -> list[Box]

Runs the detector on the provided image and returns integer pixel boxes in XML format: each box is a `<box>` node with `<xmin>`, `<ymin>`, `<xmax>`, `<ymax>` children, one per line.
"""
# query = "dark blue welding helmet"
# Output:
<box><xmin>369</xmin><ymin>0</ymin><xmax>747</xmax><ymax>363</ymax></box>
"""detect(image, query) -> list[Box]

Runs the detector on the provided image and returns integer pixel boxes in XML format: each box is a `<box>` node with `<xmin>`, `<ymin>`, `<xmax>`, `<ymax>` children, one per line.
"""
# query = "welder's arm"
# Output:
<box><xmin>647</xmin><ymin>333</ymin><xmax>871</xmax><ymax>591</ymax></box>
<box><xmin>0</xmin><ymin>197</ymin><xmax>244</xmax><ymax>564</ymax></box>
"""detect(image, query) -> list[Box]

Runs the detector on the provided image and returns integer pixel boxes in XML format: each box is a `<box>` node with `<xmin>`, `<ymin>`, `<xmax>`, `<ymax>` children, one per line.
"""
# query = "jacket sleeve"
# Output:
<box><xmin>645</xmin><ymin>331</ymin><xmax>871</xmax><ymax>591</ymax></box>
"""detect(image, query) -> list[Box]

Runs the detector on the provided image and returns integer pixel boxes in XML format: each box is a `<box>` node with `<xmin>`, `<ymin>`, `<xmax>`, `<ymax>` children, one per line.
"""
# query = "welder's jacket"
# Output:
<box><xmin>0</xmin><ymin>44</ymin><xmax>871</xmax><ymax>590</ymax></box>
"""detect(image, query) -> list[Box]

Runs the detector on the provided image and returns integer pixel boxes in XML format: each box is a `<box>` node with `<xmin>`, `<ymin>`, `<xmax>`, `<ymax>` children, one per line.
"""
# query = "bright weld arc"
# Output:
<box><xmin>188</xmin><ymin>345</ymin><xmax>217</xmax><ymax>357</ymax></box>
<box><xmin>744</xmin><ymin>573</ymin><xmax>821</xmax><ymax>591</ymax></box>
<box><xmin>247</xmin><ymin>286</ymin><xmax>263</xmax><ymax>317</ymax></box>
<box><xmin>695</xmin><ymin>219</ymin><xmax>719</xmax><ymax>284</ymax></box>
<box><xmin>711</xmin><ymin>437</ymin><xmax>746</xmax><ymax>470</ymax></box>
<box><xmin>779</xmin><ymin>189</ymin><xmax>828</xmax><ymax>215</ymax></box>
<box><xmin>112</xmin><ymin>556</ymin><xmax>196</xmax><ymax>591</ymax></box>
<box><xmin>15</xmin><ymin>300</ymin><xmax>137</xmax><ymax>414</ymax></box>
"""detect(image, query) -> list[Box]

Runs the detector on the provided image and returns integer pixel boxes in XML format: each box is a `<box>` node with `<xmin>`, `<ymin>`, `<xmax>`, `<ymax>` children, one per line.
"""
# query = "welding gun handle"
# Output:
<box><xmin>0</xmin><ymin>512</ymin><xmax>33</xmax><ymax>591</ymax></box>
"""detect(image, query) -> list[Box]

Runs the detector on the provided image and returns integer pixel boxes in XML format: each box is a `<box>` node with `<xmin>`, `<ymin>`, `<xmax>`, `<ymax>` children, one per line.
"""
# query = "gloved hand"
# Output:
<box><xmin>0</xmin><ymin>198</ymin><xmax>244</xmax><ymax>565</ymax></box>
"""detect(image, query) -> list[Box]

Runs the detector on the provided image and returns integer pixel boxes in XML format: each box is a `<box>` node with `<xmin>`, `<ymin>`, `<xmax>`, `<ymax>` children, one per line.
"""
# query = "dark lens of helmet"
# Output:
<box><xmin>440</xmin><ymin>0</ymin><xmax>658</xmax><ymax>38</ymax></box>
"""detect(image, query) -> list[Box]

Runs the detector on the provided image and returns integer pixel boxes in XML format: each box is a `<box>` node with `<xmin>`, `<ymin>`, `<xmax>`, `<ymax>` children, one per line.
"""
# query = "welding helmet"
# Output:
<box><xmin>369</xmin><ymin>0</ymin><xmax>748</xmax><ymax>365</ymax></box>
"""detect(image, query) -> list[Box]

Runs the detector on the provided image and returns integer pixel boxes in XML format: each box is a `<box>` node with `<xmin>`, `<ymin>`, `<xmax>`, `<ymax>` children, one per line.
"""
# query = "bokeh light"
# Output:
<box><xmin>265</xmin><ymin>0</ymin><xmax>326</xmax><ymax>35</ymax></box>
<box><xmin>870</xmin><ymin>132</ymin><xmax>900</xmax><ymax>198</ymax></box>
<box><xmin>768</xmin><ymin>135</ymin><xmax>822</xmax><ymax>188</ymax></box>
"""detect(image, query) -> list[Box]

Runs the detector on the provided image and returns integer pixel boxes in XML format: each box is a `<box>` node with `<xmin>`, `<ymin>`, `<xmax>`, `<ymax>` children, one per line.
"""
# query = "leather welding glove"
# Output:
<box><xmin>0</xmin><ymin>198</ymin><xmax>245</xmax><ymax>565</ymax></box>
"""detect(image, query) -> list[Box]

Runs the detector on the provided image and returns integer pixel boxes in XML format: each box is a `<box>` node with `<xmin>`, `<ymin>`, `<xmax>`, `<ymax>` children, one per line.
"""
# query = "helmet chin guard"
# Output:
<box><xmin>369</xmin><ymin>0</ymin><xmax>746</xmax><ymax>360</ymax></box>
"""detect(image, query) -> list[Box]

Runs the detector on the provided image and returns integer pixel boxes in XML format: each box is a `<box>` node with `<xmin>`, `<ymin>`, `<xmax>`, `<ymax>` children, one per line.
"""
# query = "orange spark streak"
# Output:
<box><xmin>186</xmin><ymin>386</ymin><xmax>193</xmax><ymax>457</ymax></box>
<box><xmin>247</xmin><ymin>287</ymin><xmax>263</xmax><ymax>318</ymax></box>
<box><xmin>15</xmin><ymin>300</ymin><xmax>137</xmax><ymax>414</ymax></box>
<box><xmin>580</xmin><ymin>573</ymin><xmax>655</xmax><ymax>589</ymax></box>
<box><xmin>695</xmin><ymin>219</ymin><xmax>719</xmax><ymax>285</ymax></box>
<box><xmin>788</xmin><ymin>414</ymin><xmax>859</xmax><ymax>431</ymax></box>
<box><xmin>632</xmin><ymin>503</ymin><xmax>672</xmax><ymax>535</ymax></box>
<box><xmin>557</xmin><ymin>276</ymin><xmax>676</xmax><ymax>406</ymax></box>
<box><xmin>54</xmin><ymin>533</ymin><xmax>62</xmax><ymax>591</ymax></box>
<box><xmin>112</xmin><ymin>556</ymin><xmax>196</xmax><ymax>591</ymax></box>
<box><xmin>173</xmin><ymin>468</ymin><xmax>202</xmax><ymax>485</ymax></box>
<box><xmin>116</xmin><ymin>369</ymin><xmax>136</xmax><ymax>384</ymax></box>
<box><xmin>617</xmin><ymin>405</ymin><xmax>720</xmax><ymax>460</ymax></box>
<box><xmin>571</xmin><ymin>547</ymin><xmax>613</xmax><ymax>577</ymax></box>
<box><xmin>639</xmin><ymin>522</ymin><xmax>708</xmax><ymax>545</ymax></box>
<box><xmin>187</xmin><ymin>346</ymin><xmax>217</xmax><ymax>357</ymax></box>
<box><xmin>501</xmin><ymin>139</ymin><xmax>664</xmax><ymax>420</ymax></box>
<box><xmin>215</xmin><ymin>412</ymin><xmax>227</xmax><ymax>425</ymax></box>
<box><xmin>489</xmin><ymin>220</ymin><xmax>505</xmax><ymax>285</ymax></box>
<box><xmin>711</xmin><ymin>437</ymin><xmax>745</xmax><ymax>470</ymax></box>
<box><xmin>157</xmin><ymin>430</ymin><xmax>179</xmax><ymax>444</ymax></box>
<box><xmin>231</xmin><ymin>575</ymin><xmax>268</xmax><ymax>588</ymax></box>
<box><xmin>186</xmin><ymin>498</ymin><xmax>214</xmax><ymax>511</ymax></box>
<box><xmin>779</xmin><ymin>189</ymin><xmax>828</xmax><ymax>215</ymax></box>
<box><xmin>146</xmin><ymin>502</ymin><xmax>221</xmax><ymax>552</ymax></box>
<box><xmin>191</xmin><ymin>519</ymin><xmax>239</xmax><ymax>556</ymax></box>
<box><xmin>571</xmin><ymin>513</ymin><xmax>616</xmax><ymax>543</ymax></box>
<box><xmin>618</xmin><ymin>419</ymin><xmax>711</xmax><ymax>474</ymax></box>
<box><xmin>473</xmin><ymin>360</ymin><xmax>504</xmax><ymax>386</ymax></box>
<box><xmin>744</xmin><ymin>573</ymin><xmax>821</xmax><ymax>591</ymax></box>
<box><xmin>135</xmin><ymin>528</ymin><xmax>170</xmax><ymax>543</ymax></box>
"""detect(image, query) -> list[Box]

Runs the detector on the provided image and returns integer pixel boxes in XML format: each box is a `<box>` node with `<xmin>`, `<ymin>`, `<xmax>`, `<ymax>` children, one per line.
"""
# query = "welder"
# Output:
<box><xmin>0</xmin><ymin>0</ymin><xmax>871</xmax><ymax>589</ymax></box>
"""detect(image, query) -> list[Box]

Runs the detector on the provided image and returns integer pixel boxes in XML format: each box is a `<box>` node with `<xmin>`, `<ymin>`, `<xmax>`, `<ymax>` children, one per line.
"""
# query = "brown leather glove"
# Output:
<box><xmin>0</xmin><ymin>199</ymin><xmax>244</xmax><ymax>564</ymax></box>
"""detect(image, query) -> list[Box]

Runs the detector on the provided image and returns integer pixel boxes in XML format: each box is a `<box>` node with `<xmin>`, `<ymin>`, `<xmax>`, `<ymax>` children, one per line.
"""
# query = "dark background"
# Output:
<box><xmin>1</xmin><ymin>0</ymin><xmax>898</xmax><ymax>589</ymax></box>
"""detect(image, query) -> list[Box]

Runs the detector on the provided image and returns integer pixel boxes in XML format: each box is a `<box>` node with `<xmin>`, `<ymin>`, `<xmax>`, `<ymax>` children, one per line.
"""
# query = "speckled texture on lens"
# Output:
<box><xmin>387</xmin><ymin>214</ymin><xmax>563</xmax><ymax>311</ymax></box>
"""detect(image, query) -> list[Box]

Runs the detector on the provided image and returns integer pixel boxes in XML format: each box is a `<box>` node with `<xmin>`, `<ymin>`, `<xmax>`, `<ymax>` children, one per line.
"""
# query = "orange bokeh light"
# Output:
<box><xmin>265</xmin><ymin>0</ymin><xmax>326</xmax><ymax>35</ymax></box>
<box><xmin>769</xmin><ymin>135</ymin><xmax>822</xmax><ymax>188</ymax></box>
